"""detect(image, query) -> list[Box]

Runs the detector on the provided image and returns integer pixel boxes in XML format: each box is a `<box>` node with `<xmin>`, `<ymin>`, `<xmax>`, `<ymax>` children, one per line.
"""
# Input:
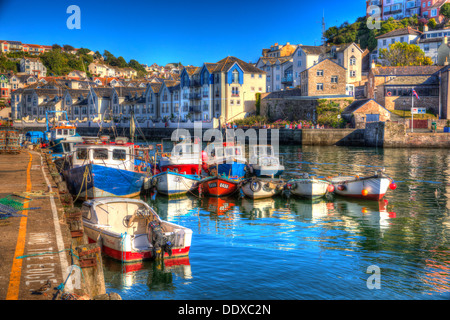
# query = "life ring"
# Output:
<box><xmin>386</xmin><ymin>91</ymin><xmax>392</xmax><ymax>96</ymax></box>
<box><xmin>250</xmin><ymin>180</ymin><xmax>262</xmax><ymax>193</ymax></box>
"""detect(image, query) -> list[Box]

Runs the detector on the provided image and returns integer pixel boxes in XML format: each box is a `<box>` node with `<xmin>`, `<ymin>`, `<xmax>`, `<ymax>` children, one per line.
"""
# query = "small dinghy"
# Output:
<box><xmin>81</xmin><ymin>198</ymin><xmax>192</xmax><ymax>262</ymax></box>
<box><xmin>328</xmin><ymin>169</ymin><xmax>396</xmax><ymax>201</ymax></box>
<box><xmin>286</xmin><ymin>173</ymin><xmax>333</xmax><ymax>199</ymax></box>
<box><xmin>241</xmin><ymin>177</ymin><xmax>284</xmax><ymax>199</ymax></box>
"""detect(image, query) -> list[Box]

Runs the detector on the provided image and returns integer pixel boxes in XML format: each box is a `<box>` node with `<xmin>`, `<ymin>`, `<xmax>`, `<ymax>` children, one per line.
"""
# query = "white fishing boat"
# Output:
<box><xmin>81</xmin><ymin>198</ymin><xmax>193</xmax><ymax>262</ymax></box>
<box><xmin>248</xmin><ymin>145</ymin><xmax>284</xmax><ymax>178</ymax></box>
<box><xmin>241</xmin><ymin>177</ymin><xmax>284</xmax><ymax>199</ymax></box>
<box><xmin>151</xmin><ymin>171</ymin><xmax>200</xmax><ymax>196</ymax></box>
<box><xmin>286</xmin><ymin>173</ymin><xmax>333</xmax><ymax>199</ymax></box>
<box><xmin>328</xmin><ymin>169</ymin><xmax>396</xmax><ymax>201</ymax></box>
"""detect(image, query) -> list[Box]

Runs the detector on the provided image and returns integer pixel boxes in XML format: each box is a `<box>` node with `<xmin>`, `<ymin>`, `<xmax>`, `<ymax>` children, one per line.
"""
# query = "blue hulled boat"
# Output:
<box><xmin>62</xmin><ymin>136</ymin><xmax>147</xmax><ymax>199</ymax></box>
<box><xmin>204</xmin><ymin>142</ymin><xmax>247</xmax><ymax>180</ymax></box>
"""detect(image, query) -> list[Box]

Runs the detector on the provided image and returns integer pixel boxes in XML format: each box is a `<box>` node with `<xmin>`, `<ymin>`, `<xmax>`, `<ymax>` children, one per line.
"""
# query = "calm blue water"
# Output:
<box><xmin>102</xmin><ymin>145</ymin><xmax>450</xmax><ymax>300</ymax></box>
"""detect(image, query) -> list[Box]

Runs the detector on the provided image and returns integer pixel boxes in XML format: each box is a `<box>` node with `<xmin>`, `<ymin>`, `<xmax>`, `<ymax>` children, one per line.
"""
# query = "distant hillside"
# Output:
<box><xmin>0</xmin><ymin>46</ymin><xmax>149</xmax><ymax>77</ymax></box>
<box><xmin>324</xmin><ymin>15</ymin><xmax>445</xmax><ymax>52</ymax></box>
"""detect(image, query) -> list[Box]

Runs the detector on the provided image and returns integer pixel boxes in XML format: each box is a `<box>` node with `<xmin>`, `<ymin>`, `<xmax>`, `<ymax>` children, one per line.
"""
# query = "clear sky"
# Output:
<box><xmin>0</xmin><ymin>0</ymin><xmax>366</xmax><ymax>67</ymax></box>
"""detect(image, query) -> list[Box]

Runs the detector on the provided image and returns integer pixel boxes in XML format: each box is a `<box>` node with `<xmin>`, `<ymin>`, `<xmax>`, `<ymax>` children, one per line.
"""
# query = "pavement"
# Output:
<box><xmin>0</xmin><ymin>150</ymin><xmax>73</xmax><ymax>300</ymax></box>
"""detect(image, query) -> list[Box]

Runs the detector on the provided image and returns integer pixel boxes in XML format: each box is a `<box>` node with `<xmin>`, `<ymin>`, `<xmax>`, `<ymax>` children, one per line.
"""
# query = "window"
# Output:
<box><xmin>113</xmin><ymin>149</ymin><xmax>126</xmax><ymax>160</ymax></box>
<box><xmin>232</xmin><ymin>69</ymin><xmax>239</xmax><ymax>83</ymax></box>
<box><xmin>431</xmin><ymin>9</ymin><xmax>437</xmax><ymax>16</ymax></box>
<box><xmin>350</xmin><ymin>57</ymin><xmax>356</xmax><ymax>65</ymax></box>
<box><xmin>297</xmin><ymin>60</ymin><xmax>302</xmax><ymax>67</ymax></box>
<box><xmin>424</xmin><ymin>44</ymin><xmax>430</xmax><ymax>52</ymax></box>
<box><xmin>331</xmin><ymin>76</ymin><xmax>338</xmax><ymax>83</ymax></box>
<box><xmin>317</xmin><ymin>83</ymin><xmax>323</xmax><ymax>90</ymax></box>
<box><xmin>297</xmin><ymin>50</ymin><xmax>302</xmax><ymax>57</ymax></box>
<box><xmin>76</xmin><ymin>148</ymin><xmax>89</xmax><ymax>160</ymax></box>
<box><xmin>316</xmin><ymin>70</ymin><xmax>324</xmax><ymax>76</ymax></box>
<box><xmin>383</xmin><ymin>39</ymin><xmax>387</xmax><ymax>46</ymax></box>
<box><xmin>93</xmin><ymin>148</ymin><xmax>109</xmax><ymax>160</ymax></box>
<box><xmin>350</xmin><ymin>71</ymin><xmax>356</xmax><ymax>77</ymax></box>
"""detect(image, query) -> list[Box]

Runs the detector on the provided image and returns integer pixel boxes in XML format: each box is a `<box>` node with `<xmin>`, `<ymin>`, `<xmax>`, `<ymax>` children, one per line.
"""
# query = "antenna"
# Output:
<box><xmin>321</xmin><ymin>10</ymin><xmax>326</xmax><ymax>47</ymax></box>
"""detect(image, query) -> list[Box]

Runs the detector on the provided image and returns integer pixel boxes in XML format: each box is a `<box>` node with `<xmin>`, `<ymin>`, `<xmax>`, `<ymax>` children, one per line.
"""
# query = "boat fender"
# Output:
<box><xmin>337</xmin><ymin>185</ymin><xmax>346</xmax><ymax>191</ymax></box>
<box><xmin>290</xmin><ymin>182</ymin><xmax>297</xmax><ymax>190</ymax></box>
<box><xmin>151</xmin><ymin>177</ymin><xmax>158</xmax><ymax>187</ymax></box>
<box><xmin>250</xmin><ymin>180</ymin><xmax>262</xmax><ymax>193</ymax></box>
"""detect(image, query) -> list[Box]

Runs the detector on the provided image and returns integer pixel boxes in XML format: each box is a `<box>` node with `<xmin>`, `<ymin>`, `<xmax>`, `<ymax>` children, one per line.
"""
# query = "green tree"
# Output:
<box><xmin>441</xmin><ymin>3</ymin><xmax>450</xmax><ymax>23</ymax></box>
<box><xmin>379</xmin><ymin>42</ymin><xmax>433</xmax><ymax>66</ymax></box>
<box><xmin>428</xmin><ymin>18</ymin><xmax>437</xmax><ymax>29</ymax></box>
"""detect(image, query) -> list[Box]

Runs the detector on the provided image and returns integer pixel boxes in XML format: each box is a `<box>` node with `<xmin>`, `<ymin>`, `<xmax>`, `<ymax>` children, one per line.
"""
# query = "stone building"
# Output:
<box><xmin>367</xmin><ymin>65</ymin><xmax>445</xmax><ymax>115</ymax></box>
<box><xmin>342</xmin><ymin>99</ymin><xmax>392</xmax><ymax>128</ymax></box>
<box><xmin>300</xmin><ymin>59</ymin><xmax>347</xmax><ymax>97</ymax></box>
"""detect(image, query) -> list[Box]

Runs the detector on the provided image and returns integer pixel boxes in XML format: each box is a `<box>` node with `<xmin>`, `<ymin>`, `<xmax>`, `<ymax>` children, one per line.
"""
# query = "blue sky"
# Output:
<box><xmin>0</xmin><ymin>0</ymin><xmax>365</xmax><ymax>67</ymax></box>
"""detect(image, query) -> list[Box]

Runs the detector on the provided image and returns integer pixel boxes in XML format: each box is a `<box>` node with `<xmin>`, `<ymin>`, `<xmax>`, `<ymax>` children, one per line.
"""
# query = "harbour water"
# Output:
<box><xmin>102</xmin><ymin>145</ymin><xmax>450</xmax><ymax>300</ymax></box>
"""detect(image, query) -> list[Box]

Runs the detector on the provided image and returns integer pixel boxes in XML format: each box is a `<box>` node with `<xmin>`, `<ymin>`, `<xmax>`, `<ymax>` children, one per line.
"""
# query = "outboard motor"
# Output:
<box><xmin>148</xmin><ymin>221</ymin><xmax>174</xmax><ymax>260</ymax></box>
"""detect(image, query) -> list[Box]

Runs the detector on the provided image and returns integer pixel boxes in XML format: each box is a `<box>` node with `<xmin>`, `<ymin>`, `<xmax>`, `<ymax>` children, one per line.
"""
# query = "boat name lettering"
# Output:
<box><xmin>219</xmin><ymin>183</ymin><xmax>229</xmax><ymax>189</ymax></box>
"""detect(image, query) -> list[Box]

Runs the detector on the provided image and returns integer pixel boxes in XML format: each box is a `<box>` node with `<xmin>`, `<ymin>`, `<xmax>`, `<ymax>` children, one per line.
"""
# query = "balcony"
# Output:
<box><xmin>281</xmin><ymin>75</ymin><xmax>293</xmax><ymax>84</ymax></box>
<box><xmin>189</xmin><ymin>80</ymin><xmax>201</xmax><ymax>87</ymax></box>
<box><xmin>189</xmin><ymin>93</ymin><xmax>201</xmax><ymax>100</ymax></box>
<box><xmin>189</xmin><ymin>106</ymin><xmax>202</xmax><ymax>113</ymax></box>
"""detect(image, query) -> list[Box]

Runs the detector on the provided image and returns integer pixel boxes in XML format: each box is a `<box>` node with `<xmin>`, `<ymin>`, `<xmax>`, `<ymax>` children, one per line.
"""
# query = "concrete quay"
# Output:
<box><xmin>0</xmin><ymin>149</ymin><xmax>115</xmax><ymax>300</ymax></box>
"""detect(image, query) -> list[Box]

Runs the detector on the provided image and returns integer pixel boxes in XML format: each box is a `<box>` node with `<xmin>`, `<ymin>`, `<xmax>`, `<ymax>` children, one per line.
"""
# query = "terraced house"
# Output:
<box><xmin>180</xmin><ymin>56</ymin><xmax>266</xmax><ymax>123</ymax></box>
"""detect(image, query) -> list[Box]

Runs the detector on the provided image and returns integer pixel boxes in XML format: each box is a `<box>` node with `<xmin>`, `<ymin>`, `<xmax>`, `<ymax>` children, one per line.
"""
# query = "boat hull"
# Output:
<box><xmin>63</xmin><ymin>164</ymin><xmax>145</xmax><ymax>199</ymax></box>
<box><xmin>289</xmin><ymin>179</ymin><xmax>329</xmax><ymax>199</ymax></box>
<box><xmin>241</xmin><ymin>179</ymin><xmax>283</xmax><ymax>199</ymax></box>
<box><xmin>84</xmin><ymin>225</ymin><xmax>191</xmax><ymax>263</ymax></box>
<box><xmin>330</xmin><ymin>176</ymin><xmax>390</xmax><ymax>200</ymax></box>
<box><xmin>152</xmin><ymin>171</ymin><xmax>199</xmax><ymax>196</ymax></box>
<box><xmin>202</xmin><ymin>176</ymin><xmax>239</xmax><ymax>197</ymax></box>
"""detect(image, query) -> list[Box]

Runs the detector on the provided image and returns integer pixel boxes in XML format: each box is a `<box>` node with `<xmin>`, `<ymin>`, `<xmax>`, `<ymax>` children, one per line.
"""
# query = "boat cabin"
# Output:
<box><xmin>72</xmin><ymin>137</ymin><xmax>136</xmax><ymax>171</ymax></box>
<box><xmin>50</xmin><ymin>121</ymin><xmax>77</xmax><ymax>141</ymax></box>
<box><xmin>207</xmin><ymin>143</ymin><xmax>246</xmax><ymax>164</ymax></box>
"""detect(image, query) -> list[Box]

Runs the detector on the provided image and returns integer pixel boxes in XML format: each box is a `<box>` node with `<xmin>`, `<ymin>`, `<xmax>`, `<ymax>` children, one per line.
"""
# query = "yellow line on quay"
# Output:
<box><xmin>6</xmin><ymin>152</ymin><xmax>32</xmax><ymax>300</ymax></box>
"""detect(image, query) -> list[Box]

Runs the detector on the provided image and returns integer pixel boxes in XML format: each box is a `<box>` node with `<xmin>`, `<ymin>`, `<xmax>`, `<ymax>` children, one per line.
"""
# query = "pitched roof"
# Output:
<box><xmin>342</xmin><ymin>99</ymin><xmax>390</xmax><ymax>114</ymax></box>
<box><xmin>384</xmin><ymin>75</ymin><xmax>440</xmax><ymax>86</ymax></box>
<box><xmin>371</xmin><ymin>65</ymin><xmax>444</xmax><ymax>76</ymax></box>
<box><xmin>297</xmin><ymin>45</ymin><xmax>324</xmax><ymax>55</ymax></box>
<box><xmin>375</xmin><ymin>27</ymin><xmax>422</xmax><ymax>39</ymax></box>
<box><xmin>213</xmin><ymin>56</ymin><xmax>265</xmax><ymax>74</ymax></box>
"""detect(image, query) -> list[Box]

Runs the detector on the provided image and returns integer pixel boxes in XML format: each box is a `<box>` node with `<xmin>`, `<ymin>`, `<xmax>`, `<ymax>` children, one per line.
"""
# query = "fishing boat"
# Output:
<box><xmin>62</xmin><ymin>136</ymin><xmax>147</xmax><ymax>199</ymax></box>
<box><xmin>158</xmin><ymin>136</ymin><xmax>202</xmax><ymax>175</ymax></box>
<box><xmin>151</xmin><ymin>171</ymin><xmax>200</xmax><ymax>196</ymax></box>
<box><xmin>200</xmin><ymin>175</ymin><xmax>240</xmax><ymax>197</ymax></box>
<box><xmin>248</xmin><ymin>145</ymin><xmax>284</xmax><ymax>178</ymax></box>
<box><xmin>286</xmin><ymin>173</ymin><xmax>333</xmax><ymax>199</ymax></box>
<box><xmin>241</xmin><ymin>177</ymin><xmax>284</xmax><ymax>199</ymax></box>
<box><xmin>47</xmin><ymin>121</ymin><xmax>81</xmax><ymax>154</ymax></box>
<box><xmin>328</xmin><ymin>170</ymin><xmax>396</xmax><ymax>201</ymax></box>
<box><xmin>203</xmin><ymin>142</ymin><xmax>247</xmax><ymax>180</ymax></box>
<box><xmin>81</xmin><ymin>198</ymin><xmax>193</xmax><ymax>262</ymax></box>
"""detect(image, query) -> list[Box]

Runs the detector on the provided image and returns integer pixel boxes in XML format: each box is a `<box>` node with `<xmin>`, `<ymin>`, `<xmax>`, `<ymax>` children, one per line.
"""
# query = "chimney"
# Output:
<box><xmin>424</xmin><ymin>24</ymin><xmax>428</xmax><ymax>32</ymax></box>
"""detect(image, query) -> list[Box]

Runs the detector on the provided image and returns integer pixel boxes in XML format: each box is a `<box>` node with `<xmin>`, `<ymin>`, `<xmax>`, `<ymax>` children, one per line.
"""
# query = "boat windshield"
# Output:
<box><xmin>93</xmin><ymin>148</ymin><xmax>109</xmax><ymax>160</ymax></box>
<box><xmin>76</xmin><ymin>148</ymin><xmax>89</xmax><ymax>160</ymax></box>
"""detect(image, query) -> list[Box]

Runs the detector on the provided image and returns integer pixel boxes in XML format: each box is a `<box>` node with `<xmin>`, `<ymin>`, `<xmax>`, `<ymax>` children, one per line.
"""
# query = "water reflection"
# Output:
<box><xmin>101</xmin><ymin>145</ymin><xmax>450</xmax><ymax>299</ymax></box>
<box><xmin>103</xmin><ymin>256</ymin><xmax>192</xmax><ymax>294</ymax></box>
